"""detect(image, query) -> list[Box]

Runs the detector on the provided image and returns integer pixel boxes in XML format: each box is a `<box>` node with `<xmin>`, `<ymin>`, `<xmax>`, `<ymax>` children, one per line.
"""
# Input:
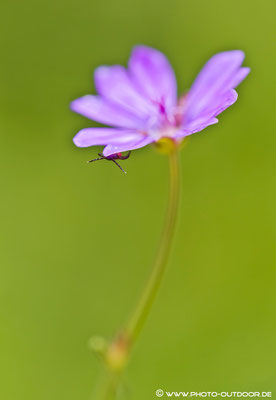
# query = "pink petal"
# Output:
<box><xmin>185</xmin><ymin>50</ymin><xmax>248</xmax><ymax>122</ymax></box>
<box><xmin>199</xmin><ymin>89</ymin><xmax>238</xmax><ymax>120</ymax></box>
<box><xmin>180</xmin><ymin>90</ymin><xmax>237</xmax><ymax>136</ymax></box>
<box><xmin>211</xmin><ymin>89</ymin><xmax>238</xmax><ymax>117</ymax></box>
<box><xmin>129</xmin><ymin>45</ymin><xmax>177</xmax><ymax>109</ymax></box>
<box><xmin>73</xmin><ymin>128</ymin><xmax>146</xmax><ymax>148</ymax></box>
<box><xmin>103</xmin><ymin>136</ymin><xmax>153</xmax><ymax>157</ymax></box>
<box><xmin>70</xmin><ymin>95</ymin><xmax>144</xmax><ymax>129</ymax></box>
<box><xmin>178</xmin><ymin>117</ymin><xmax>218</xmax><ymax>137</ymax></box>
<box><xmin>94</xmin><ymin>65</ymin><xmax>156</xmax><ymax>120</ymax></box>
<box><xmin>228</xmin><ymin>67</ymin><xmax>250</xmax><ymax>88</ymax></box>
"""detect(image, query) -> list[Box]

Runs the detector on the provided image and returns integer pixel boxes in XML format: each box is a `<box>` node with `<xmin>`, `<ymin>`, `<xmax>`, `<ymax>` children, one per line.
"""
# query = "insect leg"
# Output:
<box><xmin>120</xmin><ymin>151</ymin><xmax>131</xmax><ymax>160</ymax></box>
<box><xmin>111</xmin><ymin>159</ymin><xmax>127</xmax><ymax>174</ymax></box>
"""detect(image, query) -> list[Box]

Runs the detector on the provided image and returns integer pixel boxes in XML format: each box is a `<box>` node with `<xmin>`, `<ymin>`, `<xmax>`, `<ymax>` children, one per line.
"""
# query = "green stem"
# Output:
<box><xmin>98</xmin><ymin>149</ymin><xmax>181</xmax><ymax>399</ymax></box>
<box><xmin>126</xmin><ymin>149</ymin><xmax>181</xmax><ymax>343</ymax></box>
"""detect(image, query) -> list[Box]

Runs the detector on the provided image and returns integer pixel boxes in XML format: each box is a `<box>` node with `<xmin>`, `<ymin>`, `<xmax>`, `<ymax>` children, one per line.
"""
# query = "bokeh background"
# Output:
<box><xmin>0</xmin><ymin>0</ymin><xmax>275</xmax><ymax>398</ymax></box>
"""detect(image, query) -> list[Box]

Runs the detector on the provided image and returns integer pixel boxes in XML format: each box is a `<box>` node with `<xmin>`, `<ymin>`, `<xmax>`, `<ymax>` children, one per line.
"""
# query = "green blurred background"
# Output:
<box><xmin>0</xmin><ymin>0</ymin><xmax>275</xmax><ymax>398</ymax></box>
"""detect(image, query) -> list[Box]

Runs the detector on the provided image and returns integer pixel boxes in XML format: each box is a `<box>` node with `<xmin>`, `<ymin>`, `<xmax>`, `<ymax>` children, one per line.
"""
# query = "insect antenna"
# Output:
<box><xmin>111</xmin><ymin>159</ymin><xmax>127</xmax><ymax>174</ymax></box>
<box><xmin>87</xmin><ymin>156</ymin><xmax>105</xmax><ymax>163</ymax></box>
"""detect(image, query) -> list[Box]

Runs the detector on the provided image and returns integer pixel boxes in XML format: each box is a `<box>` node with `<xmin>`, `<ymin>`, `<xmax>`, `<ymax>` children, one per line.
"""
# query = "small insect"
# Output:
<box><xmin>87</xmin><ymin>151</ymin><xmax>131</xmax><ymax>174</ymax></box>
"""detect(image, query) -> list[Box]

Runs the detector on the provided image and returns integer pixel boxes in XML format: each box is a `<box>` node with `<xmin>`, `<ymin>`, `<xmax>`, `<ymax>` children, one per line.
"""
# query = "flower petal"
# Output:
<box><xmin>199</xmin><ymin>89</ymin><xmax>238</xmax><ymax>120</ymax></box>
<box><xmin>179</xmin><ymin>90</ymin><xmax>237</xmax><ymax>136</ymax></box>
<box><xmin>178</xmin><ymin>117</ymin><xmax>218</xmax><ymax>137</ymax></box>
<box><xmin>185</xmin><ymin>50</ymin><xmax>248</xmax><ymax>122</ymax></box>
<box><xmin>128</xmin><ymin>45</ymin><xmax>177</xmax><ymax>109</ymax></box>
<box><xmin>103</xmin><ymin>136</ymin><xmax>153</xmax><ymax>157</ymax></box>
<box><xmin>94</xmin><ymin>65</ymin><xmax>156</xmax><ymax>119</ymax></box>
<box><xmin>73</xmin><ymin>128</ymin><xmax>145</xmax><ymax>148</ymax></box>
<box><xmin>70</xmin><ymin>95</ymin><xmax>144</xmax><ymax>129</ymax></box>
<box><xmin>210</xmin><ymin>89</ymin><xmax>238</xmax><ymax>117</ymax></box>
<box><xmin>228</xmin><ymin>67</ymin><xmax>250</xmax><ymax>88</ymax></box>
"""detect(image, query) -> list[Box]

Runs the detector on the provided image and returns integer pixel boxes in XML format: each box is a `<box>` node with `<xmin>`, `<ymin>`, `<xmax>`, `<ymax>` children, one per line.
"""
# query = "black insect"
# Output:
<box><xmin>87</xmin><ymin>151</ymin><xmax>131</xmax><ymax>174</ymax></box>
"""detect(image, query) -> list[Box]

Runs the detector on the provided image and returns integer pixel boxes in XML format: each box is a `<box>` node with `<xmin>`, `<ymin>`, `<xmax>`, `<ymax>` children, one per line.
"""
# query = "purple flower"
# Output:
<box><xmin>71</xmin><ymin>46</ymin><xmax>250</xmax><ymax>156</ymax></box>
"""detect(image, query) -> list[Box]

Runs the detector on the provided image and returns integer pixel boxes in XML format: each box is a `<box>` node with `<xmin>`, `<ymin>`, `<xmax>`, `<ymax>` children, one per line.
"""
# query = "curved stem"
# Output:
<box><xmin>126</xmin><ymin>149</ymin><xmax>181</xmax><ymax>343</ymax></box>
<box><xmin>98</xmin><ymin>149</ymin><xmax>181</xmax><ymax>399</ymax></box>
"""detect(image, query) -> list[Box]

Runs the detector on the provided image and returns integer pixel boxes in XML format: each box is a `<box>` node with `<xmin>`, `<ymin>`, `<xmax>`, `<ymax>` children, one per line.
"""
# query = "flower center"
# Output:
<box><xmin>147</xmin><ymin>95</ymin><xmax>187</xmax><ymax>141</ymax></box>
